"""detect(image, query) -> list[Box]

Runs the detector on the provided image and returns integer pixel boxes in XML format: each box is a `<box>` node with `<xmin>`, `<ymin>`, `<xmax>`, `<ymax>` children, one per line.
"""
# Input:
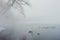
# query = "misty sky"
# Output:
<box><xmin>24</xmin><ymin>0</ymin><xmax>60</xmax><ymax>24</ymax></box>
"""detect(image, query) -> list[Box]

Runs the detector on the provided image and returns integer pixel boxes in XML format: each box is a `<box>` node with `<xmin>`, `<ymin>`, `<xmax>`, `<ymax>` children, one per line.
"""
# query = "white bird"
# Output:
<box><xmin>0</xmin><ymin>0</ymin><xmax>31</xmax><ymax>40</ymax></box>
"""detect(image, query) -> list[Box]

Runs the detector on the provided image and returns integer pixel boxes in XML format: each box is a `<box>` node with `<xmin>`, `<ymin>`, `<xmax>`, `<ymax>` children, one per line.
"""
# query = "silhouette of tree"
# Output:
<box><xmin>0</xmin><ymin>0</ymin><xmax>31</xmax><ymax>16</ymax></box>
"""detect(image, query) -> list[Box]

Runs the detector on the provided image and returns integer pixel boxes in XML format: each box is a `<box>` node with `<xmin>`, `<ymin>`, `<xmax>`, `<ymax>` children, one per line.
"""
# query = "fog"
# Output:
<box><xmin>25</xmin><ymin>0</ymin><xmax>60</xmax><ymax>24</ymax></box>
<box><xmin>22</xmin><ymin>0</ymin><xmax>60</xmax><ymax>40</ymax></box>
<box><xmin>0</xmin><ymin>0</ymin><xmax>60</xmax><ymax>40</ymax></box>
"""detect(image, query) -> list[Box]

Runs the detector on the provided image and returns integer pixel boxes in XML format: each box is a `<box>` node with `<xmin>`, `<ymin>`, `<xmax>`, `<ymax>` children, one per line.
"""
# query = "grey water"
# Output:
<box><xmin>16</xmin><ymin>23</ymin><xmax>60</xmax><ymax>40</ymax></box>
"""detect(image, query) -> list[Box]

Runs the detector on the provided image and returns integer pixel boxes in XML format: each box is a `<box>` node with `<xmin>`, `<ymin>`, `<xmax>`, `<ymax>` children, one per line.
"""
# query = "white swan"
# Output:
<box><xmin>0</xmin><ymin>0</ymin><xmax>31</xmax><ymax>40</ymax></box>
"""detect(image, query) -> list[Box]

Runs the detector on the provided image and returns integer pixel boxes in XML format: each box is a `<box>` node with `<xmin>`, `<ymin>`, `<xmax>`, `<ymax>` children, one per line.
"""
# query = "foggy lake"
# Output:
<box><xmin>0</xmin><ymin>0</ymin><xmax>60</xmax><ymax>40</ymax></box>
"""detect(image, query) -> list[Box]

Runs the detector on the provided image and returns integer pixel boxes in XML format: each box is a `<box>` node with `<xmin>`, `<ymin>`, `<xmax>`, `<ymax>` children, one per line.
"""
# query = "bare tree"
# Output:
<box><xmin>0</xmin><ymin>0</ymin><xmax>31</xmax><ymax>40</ymax></box>
<box><xmin>0</xmin><ymin>0</ymin><xmax>31</xmax><ymax>16</ymax></box>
